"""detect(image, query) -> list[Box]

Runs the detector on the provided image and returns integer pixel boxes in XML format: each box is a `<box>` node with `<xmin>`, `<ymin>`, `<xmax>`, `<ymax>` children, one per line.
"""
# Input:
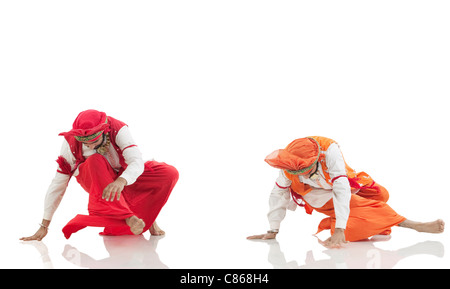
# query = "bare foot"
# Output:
<box><xmin>399</xmin><ymin>219</ymin><xmax>445</xmax><ymax>234</ymax></box>
<box><xmin>415</xmin><ymin>219</ymin><xmax>445</xmax><ymax>233</ymax></box>
<box><xmin>125</xmin><ymin>216</ymin><xmax>145</xmax><ymax>235</ymax></box>
<box><xmin>150</xmin><ymin>222</ymin><xmax>165</xmax><ymax>236</ymax></box>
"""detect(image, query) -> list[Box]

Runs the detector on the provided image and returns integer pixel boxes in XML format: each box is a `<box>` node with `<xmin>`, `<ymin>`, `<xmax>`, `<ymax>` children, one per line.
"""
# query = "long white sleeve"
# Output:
<box><xmin>115</xmin><ymin>126</ymin><xmax>145</xmax><ymax>185</ymax></box>
<box><xmin>267</xmin><ymin>170</ymin><xmax>292</xmax><ymax>230</ymax></box>
<box><xmin>325</xmin><ymin>143</ymin><xmax>351</xmax><ymax>229</ymax></box>
<box><xmin>43</xmin><ymin>172</ymin><xmax>70</xmax><ymax>220</ymax></box>
<box><xmin>266</xmin><ymin>143</ymin><xmax>352</xmax><ymax>230</ymax></box>
<box><xmin>43</xmin><ymin>140</ymin><xmax>74</xmax><ymax>220</ymax></box>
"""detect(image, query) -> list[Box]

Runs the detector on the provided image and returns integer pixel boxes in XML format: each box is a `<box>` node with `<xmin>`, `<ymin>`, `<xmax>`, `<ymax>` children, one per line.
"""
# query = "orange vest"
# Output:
<box><xmin>284</xmin><ymin>136</ymin><xmax>375</xmax><ymax>198</ymax></box>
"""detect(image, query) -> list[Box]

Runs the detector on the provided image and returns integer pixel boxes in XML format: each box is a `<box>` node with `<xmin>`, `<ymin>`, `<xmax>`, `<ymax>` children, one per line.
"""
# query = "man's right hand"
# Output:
<box><xmin>20</xmin><ymin>222</ymin><xmax>49</xmax><ymax>241</ymax></box>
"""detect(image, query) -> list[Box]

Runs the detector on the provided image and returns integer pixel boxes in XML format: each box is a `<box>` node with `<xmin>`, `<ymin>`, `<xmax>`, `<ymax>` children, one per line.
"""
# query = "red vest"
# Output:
<box><xmin>57</xmin><ymin>116</ymin><xmax>129</xmax><ymax>176</ymax></box>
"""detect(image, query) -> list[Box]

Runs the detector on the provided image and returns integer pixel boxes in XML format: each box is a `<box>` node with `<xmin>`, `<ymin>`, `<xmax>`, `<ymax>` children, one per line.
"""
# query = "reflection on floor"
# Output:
<box><xmin>21</xmin><ymin>232</ymin><xmax>445</xmax><ymax>269</ymax></box>
<box><xmin>250</xmin><ymin>235</ymin><xmax>445</xmax><ymax>269</ymax></box>
<box><xmin>22</xmin><ymin>235</ymin><xmax>168</xmax><ymax>269</ymax></box>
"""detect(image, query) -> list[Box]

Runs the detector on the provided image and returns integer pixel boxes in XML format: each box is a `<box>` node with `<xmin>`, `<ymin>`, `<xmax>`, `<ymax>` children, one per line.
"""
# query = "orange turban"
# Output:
<box><xmin>265</xmin><ymin>137</ymin><xmax>321</xmax><ymax>175</ymax></box>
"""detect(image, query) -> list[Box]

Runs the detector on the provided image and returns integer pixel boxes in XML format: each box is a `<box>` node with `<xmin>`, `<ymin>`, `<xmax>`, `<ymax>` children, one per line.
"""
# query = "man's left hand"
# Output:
<box><xmin>103</xmin><ymin>177</ymin><xmax>127</xmax><ymax>201</ymax></box>
<box><xmin>319</xmin><ymin>228</ymin><xmax>348</xmax><ymax>249</ymax></box>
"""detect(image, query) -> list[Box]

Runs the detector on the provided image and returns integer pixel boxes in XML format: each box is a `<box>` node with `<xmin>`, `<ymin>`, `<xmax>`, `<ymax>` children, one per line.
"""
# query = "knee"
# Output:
<box><xmin>164</xmin><ymin>164</ymin><xmax>179</xmax><ymax>184</ymax></box>
<box><xmin>376</xmin><ymin>184</ymin><xmax>390</xmax><ymax>203</ymax></box>
<box><xmin>144</xmin><ymin>161</ymin><xmax>179</xmax><ymax>186</ymax></box>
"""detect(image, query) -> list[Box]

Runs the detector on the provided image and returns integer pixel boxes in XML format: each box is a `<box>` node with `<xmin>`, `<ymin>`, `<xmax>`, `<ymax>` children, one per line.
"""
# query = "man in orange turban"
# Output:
<box><xmin>248</xmin><ymin>136</ymin><xmax>444</xmax><ymax>248</ymax></box>
<box><xmin>21</xmin><ymin>109</ymin><xmax>179</xmax><ymax>241</ymax></box>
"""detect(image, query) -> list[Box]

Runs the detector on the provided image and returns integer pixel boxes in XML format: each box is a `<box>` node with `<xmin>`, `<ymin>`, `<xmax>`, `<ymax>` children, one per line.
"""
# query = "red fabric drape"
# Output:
<box><xmin>62</xmin><ymin>154</ymin><xmax>179</xmax><ymax>239</ymax></box>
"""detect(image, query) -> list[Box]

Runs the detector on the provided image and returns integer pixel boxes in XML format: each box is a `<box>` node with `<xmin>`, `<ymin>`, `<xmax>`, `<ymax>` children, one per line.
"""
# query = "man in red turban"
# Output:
<box><xmin>21</xmin><ymin>109</ymin><xmax>179</xmax><ymax>240</ymax></box>
<box><xmin>248</xmin><ymin>136</ymin><xmax>444</xmax><ymax>248</ymax></box>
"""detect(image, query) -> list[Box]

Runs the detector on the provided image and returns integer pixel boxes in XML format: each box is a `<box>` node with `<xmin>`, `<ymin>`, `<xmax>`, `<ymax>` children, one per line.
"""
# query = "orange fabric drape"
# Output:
<box><xmin>314</xmin><ymin>183</ymin><xmax>406</xmax><ymax>241</ymax></box>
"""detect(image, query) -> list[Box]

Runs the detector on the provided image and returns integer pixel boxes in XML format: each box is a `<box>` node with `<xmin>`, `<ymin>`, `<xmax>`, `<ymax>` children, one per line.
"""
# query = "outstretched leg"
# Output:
<box><xmin>398</xmin><ymin>219</ymin><xmax>445</xmax><ymax>233</ymax></box>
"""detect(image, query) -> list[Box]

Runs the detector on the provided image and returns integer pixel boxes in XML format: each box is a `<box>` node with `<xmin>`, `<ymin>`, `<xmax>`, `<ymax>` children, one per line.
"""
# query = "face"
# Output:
<box><xmin>303</xmin><ymin>163</ymin><xmax>319</xmax><ymax>180</ymax></box>
<box><xmin>82</xmin><ymin>136</ymin><xmax>104</xmax><ymax>150</ymax></box>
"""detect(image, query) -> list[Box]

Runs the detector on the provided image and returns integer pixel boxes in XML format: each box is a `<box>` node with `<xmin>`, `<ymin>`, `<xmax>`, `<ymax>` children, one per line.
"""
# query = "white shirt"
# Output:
<box><xmin>268</xmin><ymin>143</ymin><xmax>352</xmax><ymax>230</ymax></box>
<box><xmin>43</xmin><ymin>126</ymin><xmax>146</xmax><ymax>220</ymax></box>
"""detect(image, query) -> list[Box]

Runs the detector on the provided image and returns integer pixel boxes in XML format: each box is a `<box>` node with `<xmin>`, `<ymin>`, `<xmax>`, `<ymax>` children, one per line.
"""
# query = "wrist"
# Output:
<box><xmin>41</xmin><ymin>219</ymin><xmax>51</xmax><ymax>228</ymax></box>
<box><xmin>116</xmin><ymin>177</ymin><xmax>128</xmax><ymax>186</ymax></box>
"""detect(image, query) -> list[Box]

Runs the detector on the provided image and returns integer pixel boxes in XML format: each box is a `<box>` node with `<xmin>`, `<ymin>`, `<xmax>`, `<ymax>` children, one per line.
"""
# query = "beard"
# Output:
<box><xmin>94</xmin><ymin>134</ymin><xmax>106</xmax><ymax>150</ymax></box>
<box><xmin>96</xmin><ymin>133</ymin><xmax>111</xmax><ymax>155</ymax></box>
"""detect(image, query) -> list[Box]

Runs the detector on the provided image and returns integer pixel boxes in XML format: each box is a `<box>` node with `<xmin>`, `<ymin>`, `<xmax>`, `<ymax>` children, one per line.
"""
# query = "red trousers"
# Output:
<box><xmin>314</xmin><ymin>183</ymin><xmax>406</xmax><ymax>242</ymax></box>
<box><xmin>62</xmin><ymin>154</ymin><xmax>179</xmax><ymax>239</ymax></box>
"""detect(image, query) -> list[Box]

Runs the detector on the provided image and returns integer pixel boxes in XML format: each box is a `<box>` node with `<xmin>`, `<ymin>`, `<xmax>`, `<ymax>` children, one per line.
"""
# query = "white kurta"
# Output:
<box><xmin>43</xmin><ymin>126</ymin><xmax>146</xmax><ymax>220</ymax></box>
<box><xmin>268</xmin><ymin>143</ymin><xmax>353</xmax><ymax>231</ymax></box>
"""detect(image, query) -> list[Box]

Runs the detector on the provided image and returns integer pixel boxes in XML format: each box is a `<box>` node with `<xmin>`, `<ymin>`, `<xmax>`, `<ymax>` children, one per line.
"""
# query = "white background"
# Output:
<box><xmin>1</xmin><ymin>1</ymin><xmax>449</xmax><ymax>269</ymax></box>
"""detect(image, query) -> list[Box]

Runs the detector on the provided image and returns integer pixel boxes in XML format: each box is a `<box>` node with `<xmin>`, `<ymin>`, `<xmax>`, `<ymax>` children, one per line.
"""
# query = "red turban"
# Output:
<box><xmin>264</xmin><ymin>137</ymin><xmax>321</xmax><ymax>175</ymax></box>
<box><xmin>59</xmin><ymin>109</ymin><xmax>110</xmax><ymax>142</ymax></box>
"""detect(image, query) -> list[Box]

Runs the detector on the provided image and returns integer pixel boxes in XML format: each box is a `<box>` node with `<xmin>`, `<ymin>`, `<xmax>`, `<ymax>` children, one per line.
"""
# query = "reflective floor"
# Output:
<box><xmin>4</xmin><ymin>162</ymin><xmax>449</xmax><ymax>269</ymax></box>
<box><xmin>5</xmin><ymin>219</ymin><xmax>448</xmax><ymax>269</ymax></box>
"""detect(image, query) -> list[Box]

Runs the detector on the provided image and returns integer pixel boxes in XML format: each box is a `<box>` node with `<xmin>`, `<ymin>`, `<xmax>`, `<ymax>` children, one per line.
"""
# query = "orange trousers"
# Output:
<box><xmin>314</xmin><ymin>183</ymin><xmax>406</xmax><ymax>242</ymax></box>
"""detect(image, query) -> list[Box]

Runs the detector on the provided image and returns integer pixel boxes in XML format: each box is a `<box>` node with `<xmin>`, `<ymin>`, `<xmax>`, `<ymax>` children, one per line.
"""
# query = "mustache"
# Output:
<box><xmin>94</xmin><ymin>134</ymin><xmax>106</xmax><ymax>150</ymax></box>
